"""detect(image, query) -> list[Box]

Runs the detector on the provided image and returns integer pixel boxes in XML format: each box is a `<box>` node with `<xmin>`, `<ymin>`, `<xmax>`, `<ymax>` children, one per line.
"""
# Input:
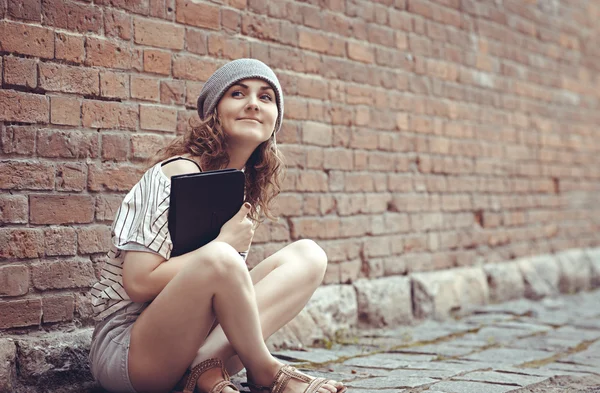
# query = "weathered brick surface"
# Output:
<box><xmin>31</xmin><ymin>259</ymin><xmax>96</xmax><ymax>290</ymax></box>
<box><xmin>54</xmin><ymin>32</ymin><xmax>85</xmax><ymax>63</ymax></box>
<box><xmin>0</xmin><ymin>299</ymin><xmax>42</xmax><ymax>328</ymax></box>
<box><xmin>55</xmin><ymin>162</ymin><xmax>86</xmax><ymax>191</ymax></box>
<box><xmin>1</xmin><ymin>126</ymin><xmax>36</xmax><ymax>155</ymax></box>
<box><xmin>82</xmin><ymin>101</ymin><xmax>138</xmax><ymax>130</ymax></box>
<box><xmin>0</xmin><ymin>1</ymin><xmax>598</xmax><ymax>345</ymax></box>
<box><xmin>0</xmin><ymin>195</ymin><xmax>28</xmax><ymax>224</ymax></box>
<box><xmin>30</xmin><ymin>195</ymin><xmax>95</xmax><ymax>224</ymax></box>
<box><xmin>0</xmin><ymin>229</ymin><xmax>44</xmax><ymax>259</ymax></box>
<box><xmin>39</xmin><ymin>62</ymin><xmax>99</xmax><ymax>95</ymax></box>
<box><xmin>0</xmin><ymin>161</ymin><xmax>54</xmax><ymax>190</ymax></box>
<box><xmin>0</xmin><ymin>265</ymin><xmax>30</xmax><ymax>297</ymax></box>
<box><xmin>0</xmin><ymin>90</ymin><xmax>48</xmax><ymax>123</ymax></box>
<box><xmin>0</xmin><ymin>20</ymin><xmax>54</xmax><ymax>58</ymax></box>
<box><xmin>42</xmin><ymin>294</ymin><xmax>75</xmax><ymax>323</ymax></box>
<box><xmin>44</xmin><ymin>226</ymin><xmax>77</xmax><ymax>256</ymax></box>
<box><xmin>37</xmin><ymin>129</ymin><xmax>98</xmax><ymax>158</ymax></box>
<box><xmin>3</xmin><ymin>56</ymin><xmax>37</xmax><ymax>88</ymax></box>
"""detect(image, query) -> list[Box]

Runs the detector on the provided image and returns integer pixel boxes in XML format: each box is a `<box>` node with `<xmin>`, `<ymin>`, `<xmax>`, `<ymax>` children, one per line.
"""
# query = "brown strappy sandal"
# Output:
<box><xmin>247</xmin><ymin>364</ymin><xmax>347</xmax><ymax>393</ymax></box>
<box><xmin>173</xmin><ymin>358</ymin><xmax>239</xmax><ymax>393</ymax></box>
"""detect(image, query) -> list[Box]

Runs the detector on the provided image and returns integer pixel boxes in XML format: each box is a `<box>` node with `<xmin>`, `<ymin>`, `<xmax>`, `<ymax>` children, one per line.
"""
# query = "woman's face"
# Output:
<box><xmin>216</xmin><ymin>78</ymin><xmax>278</xmax><ymax>146</ymax></box>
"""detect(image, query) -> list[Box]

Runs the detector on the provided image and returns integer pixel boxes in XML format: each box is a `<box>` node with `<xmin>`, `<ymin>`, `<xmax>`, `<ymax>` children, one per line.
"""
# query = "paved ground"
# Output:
<box><xmin>234</xmin><ymin>290</ymin><xmax>600</xmax><ymax>392</ymax></box>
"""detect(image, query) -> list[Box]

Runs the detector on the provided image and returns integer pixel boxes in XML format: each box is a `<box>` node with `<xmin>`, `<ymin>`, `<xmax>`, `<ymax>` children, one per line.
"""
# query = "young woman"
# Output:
<box><xmin>88</xmin><ymin>59</ymin><xmax>347</xmax><ymax>393</ymax></box>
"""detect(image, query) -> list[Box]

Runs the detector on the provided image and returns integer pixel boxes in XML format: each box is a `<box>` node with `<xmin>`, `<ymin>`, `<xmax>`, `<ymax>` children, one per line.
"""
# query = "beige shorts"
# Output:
<box><xmin>88</xmin><ymin>302</ymin><xmax>148</xmax><ymax>393</ymax></box>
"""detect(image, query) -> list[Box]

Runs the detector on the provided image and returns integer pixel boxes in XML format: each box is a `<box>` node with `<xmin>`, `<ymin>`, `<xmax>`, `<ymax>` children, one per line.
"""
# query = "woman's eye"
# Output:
<box><xmin>262</xmin><ymin>94</ymin><xmax>273</xmax><ymax>101</ymax></box>
<box><xmin>231</xmin><ymin>91</ymin><xmax>243</xmax><ymax>97</ymax></box>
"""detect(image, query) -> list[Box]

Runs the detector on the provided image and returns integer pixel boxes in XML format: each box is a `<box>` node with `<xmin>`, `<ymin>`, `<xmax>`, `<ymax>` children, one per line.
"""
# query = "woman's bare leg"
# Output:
<box><xmin>192</xmin><ymin>239</ymin><xmax>344</xmax><ymax>392</ymax></box>
<box><xmin>127</xmin><ymin>241</ymin><xmax>279</xmax><ymax>393</ymax></box>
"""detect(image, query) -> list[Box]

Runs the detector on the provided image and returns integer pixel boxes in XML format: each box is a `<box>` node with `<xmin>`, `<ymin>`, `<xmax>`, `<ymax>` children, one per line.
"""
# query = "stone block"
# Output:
<box><xmin>518</xmin><ymin>255</ymin><xmax>560</xmax><ymax>300</ymax></box>
<box><xmin>411</xmin><ymin>267</ymin><xmax>489</xmax><ymax>320</ymax></box>
<box><xmin>0</xmin><ymin>338</ymin><xmax>16</xmax><ymax>392</ymax></box>
<box><xmin>354</xmin><ymin>276</ymin><xmax>412</xmax><ymax>327</ymax></box>
<box><xmin>305</xmin><ymin>285</ymin><xmax>357</xmax><ymax>339</ymax></box>
<box><xmin>556</xmin><ymin>249</ymin><xmax>592</xmax><ymax>293</ymax></box>
<box><xmin>584</xmin><ymin>248</ymin><xmax>600</xmax><ymax>289</ymax></box>
<box><xmin>16</xmin><ymin>329</ymin><xmax>93</xmax><ymax>383</ymax></box>
<box><xmin>267</xmin><ymin>309</ymin><xmax>324</xmax><ymax>350</ymax></box>
<box><xmin>483</xmin><ymin>261</ymin><xmax>525</xmax><ymax>303</ymax></box>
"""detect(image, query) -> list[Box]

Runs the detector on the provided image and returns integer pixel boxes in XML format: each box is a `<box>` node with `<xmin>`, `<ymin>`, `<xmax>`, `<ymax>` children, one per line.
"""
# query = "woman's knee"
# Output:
<box><xmin>292</xmin><ymin>239</ymin><xmax>328</xmax><ymax>283</ymax></box>
<box><xmin>191</xmin><ymin>241</ymin><xmax>248</xmax><ymax>281</ymax></box>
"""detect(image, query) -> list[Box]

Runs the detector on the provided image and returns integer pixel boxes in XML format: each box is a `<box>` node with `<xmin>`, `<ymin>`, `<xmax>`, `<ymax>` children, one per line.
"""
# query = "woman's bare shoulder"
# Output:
<box><xmin>160</xmin><ymin>157</ymin><xmax>201</xmax><ymax>179</ymax></box>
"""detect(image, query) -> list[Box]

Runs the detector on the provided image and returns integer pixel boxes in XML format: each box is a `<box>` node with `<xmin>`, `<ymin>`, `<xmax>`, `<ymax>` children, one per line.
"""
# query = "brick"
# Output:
<box><xmin>160</xmin><ymin>80</ymin><xmax>185</xmax><ymax>105</ymax></box>
<box><xmin>0</xmin><ymin>90</ymin><xmax>49</xmax><ymax>123</ymax></box>
<box><xmin>130</xmin><ymin>133</ymin><xmax>164</xmax><ymax>159</ymax></box>
<box><xmin>302</xmin><ymin>122</ymin><xmax>332</xmax><ymax>146</ymax></box>
<box><xmin>100</xmin><ymin>71</ymin><xmax>129</xmax><ymax>99</ymax></box>
<box><xmin>37</xmin><ymin>129</ymin><xmax>98</xmax><ymax>159</ymax></box>
<box><xmin>102</xmin><ymin>133</ymin><xmax>129</xmax><ymax>161</ymax></box>
<box><xmin>8</xmin><ymin>0</ymin><xmax>41</xmax><ymax>21</ymax></box>
<box><xmin>149</xmin><ymin>0</ymin><xmax>166</xmax><ymax>18</ymax></box>
<box><xmin>56</xmin><ymin>162</ymin><xmax>87</xmax><ymax>191</ymax></box>
<box><xmin>77</xmin><ymin>225</ymin><xmax>111</xmax><ymax>254</ymax></box>
<box><xmin>95</xmin><ymin>0</ymin><xmax>149</xmax><ymax>15</ymax></box>
<box><xmin>296</xmin><ymin>171</ymin><xmax>328</xmax><ymax>192</ymax></box>
<box><xmin>85</xmin><ymin>37</ymin><xmax>133</xmax><ymax>69</ymax></box>
<box><xmin>242</xmin><ymin>14</ymin><xmax>280</xmax><ymax>42</ymax></box>
<box><xmin>134</xmin><ymin>16</ymin><xmax>184</xmax><ymax>49</ymax></box>
<box><xmin>324</xmin><ymin>148</ymin><xmax>353</xmax><ymax>170</ymax></box>
<box><xmin>3</xmin><ymin>56</ymin><xmax>36</xmax><ymax>88</ymax></box>
<box><xmin>95</xmin><ymin>194</ymin><xmax>122</xmax><ymax>222</ymax></box>
<box><xmin>55</xmin><ymin>32</ymin><xmax>85</xmax><ymax>63</ymax></box>
<box><xmin>298</xmin><ymin>29</ymin><xmax>329</xmax><ymax>53</ymax></box>
<box><xmin>183</xmin><ymin>81</ymin><xmax>201</xmax><ymax>108</ymax></box>
<box><xmin>42</xmin><ymin>294</ymin><xmax>75</xmax><ymax>323</ymax></box>
<box><xmin>131</xmin><ymin>76</ymin><xmax>160</xmax><ymax>102</ymax></box>
<box><xmin>87</xmin><ymin>163</ymin><xmax>145</xmax><ymax>192</ymax></box>
<box><xmin>44</xmin><ymin>226</ymin><xmax>77</xmax><ymax>256</ymax></box>
<box><xmin>32</xmin><ymin>259</ymin><xmax>96</xmax><ymax>290</ymax></box>
<box><xmin>347</xmin><ymin>41</ymin><xmax>375</xmax><ymax>63</ymax></box>
<box><xmin>30</xmin><ymin>195</ymin><xmax>94</xmax><ymax>224</ymax></box>
<box><xmin>222</xmin><ymin>8</ymin><xmax>241</xmax><ymax>33</ymax></box>
<box><xmin>0</xmin><ymin>161</ymin><xmax>54</xmax><ymax>190</ymax></box>
<box><xmin>290</xmin><ymin>217</ymin><xmax>340</xmax><ymax>239</ymax></box>
<box><xmin>82</xmin><ymin>100</ymin><xmax>138</xmax><ymax>130</ymax></box>
<box><xmin>173</xmin><ymin>55</ymin><xmax>218</xmax><ymax>81</ymax></box>
<box><xmin>0</xmin><ymin>265</ymin><xmax>29</xmax><ymax>296</ymax></box>
<box><xmin>42</xmin><ymin>0</ymin><xmax>102</xmax><ymax>33</ymax></box>
<box><xmin>0</xmin><ymin>194</ymin><xmax>28</xmax><ymax>224</ymax></box>
<box><xmin>0</xmin><ymin>299</ymin><xmax>42</xmax><ymax>328</ymax></box>
<box><xmin>0</xmin><ymin>20</ymin><xmax>54</xmax><ymax>59</ymax></box>
<box><xmin>144</xmin><ymin>49</ymin><xmax>171</xmax><ymax>75</ymax></box>
<box><xmin>176</xmin><ymin>0</ymin><xmax>219</xmax><ymax>29</ymax></box>
<box><xmin>208</xmin><ymin>35</ymin><xmax>249</xmax><ymax>60</ymax></box>
<box><xmin>186</xmin><ymin>29</ymin><xmax>208</xmax><ymax>55</ymax></box>
<box><xmin>50</xmin><ymin>96</ymin><xmax>81</xmax><ymax>126</ymax></box>
<box><xmin>104</xmin><ymin>8</ymin><xmax>132</xmax><ymax>40</ymax></box>
<box><xmin>0</xmin><ymin>229</ymin><xmax>44</xmax><ymax>259</ymax></box>
<box><xmin>39</xmin><ymin>62</ymin><xmax>99</xmax><ymax>95</ymax></box>
<box><xmin>1</xmin><ymin>125</ymin><xmax>36</xmax><ymax>155</ymax></box>
<box><xmin>140</xmin><ymin>105</ymin><xmax>177</xmax><ymax>132</ymax></box>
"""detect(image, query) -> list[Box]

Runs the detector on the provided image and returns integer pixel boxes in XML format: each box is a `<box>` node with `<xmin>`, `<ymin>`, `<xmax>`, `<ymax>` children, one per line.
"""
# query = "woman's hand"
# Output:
<box><xmin>214</xmin><ymin>202</ymin><xmax>254</xmax><ymax>253</ymax></box>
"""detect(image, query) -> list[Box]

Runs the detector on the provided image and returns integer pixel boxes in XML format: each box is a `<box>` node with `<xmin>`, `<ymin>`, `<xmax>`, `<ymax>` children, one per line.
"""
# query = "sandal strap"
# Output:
<box><xmin>210</xmin><ymin>380</ymin><xmax>239</xmax><ymax>393</ymax></box>
<box><xmin>249</xmin><ymin>365</ymin><xmax>324</xmax><ymax>393</ymax></box>
<box><xmin>183</xmin><ymin>358</ymin><xmax>228</xmax><ymax>393</ymax></box>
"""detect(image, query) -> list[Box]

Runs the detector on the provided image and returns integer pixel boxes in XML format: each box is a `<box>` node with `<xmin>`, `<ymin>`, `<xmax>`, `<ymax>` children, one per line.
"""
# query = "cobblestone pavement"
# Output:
<box><xmin>235</xmin><ymin>290</ymin><xmax>600</xmax><ymax>392</ymax></box>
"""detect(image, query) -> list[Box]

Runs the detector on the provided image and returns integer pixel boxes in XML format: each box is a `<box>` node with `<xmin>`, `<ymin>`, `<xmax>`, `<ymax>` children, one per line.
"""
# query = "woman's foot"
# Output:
<box><xmin>196</xmin><ymin>367</ymin><xmax>237</xmax><ymax>393</ymax></box>
<box><xmin>248</xmin><ymin>361</ymin><xmax>345</xmax><ymax>393</ymax></box>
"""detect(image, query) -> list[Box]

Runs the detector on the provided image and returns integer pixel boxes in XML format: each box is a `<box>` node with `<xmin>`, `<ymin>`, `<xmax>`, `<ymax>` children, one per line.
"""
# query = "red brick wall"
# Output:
<box><xmin>1</xmin><ymin>0</ymin><xmax>599</xmax><ymax>330</ymax></box>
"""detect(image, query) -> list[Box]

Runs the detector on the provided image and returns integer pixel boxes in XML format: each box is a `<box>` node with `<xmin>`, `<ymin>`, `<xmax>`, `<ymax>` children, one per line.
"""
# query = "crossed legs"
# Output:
<box><xmin>127</xmin><ymin>239</ymin><xmax>339</xmax><ymax>393</ymax></box>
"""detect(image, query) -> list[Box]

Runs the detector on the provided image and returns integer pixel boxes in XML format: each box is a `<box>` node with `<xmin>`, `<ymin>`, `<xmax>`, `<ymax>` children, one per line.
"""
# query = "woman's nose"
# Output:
<box><xmin>245</xmin><ymin>96</ymin><xmax>259</xmax><ymax>111</ymax></box>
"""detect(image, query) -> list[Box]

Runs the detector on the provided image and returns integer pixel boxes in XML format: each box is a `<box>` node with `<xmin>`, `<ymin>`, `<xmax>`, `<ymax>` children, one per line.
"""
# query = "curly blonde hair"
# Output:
<box><xmin>148</xmin><ymin>112</ymin><xmax>285</xmax><ymax>223</ymax></box>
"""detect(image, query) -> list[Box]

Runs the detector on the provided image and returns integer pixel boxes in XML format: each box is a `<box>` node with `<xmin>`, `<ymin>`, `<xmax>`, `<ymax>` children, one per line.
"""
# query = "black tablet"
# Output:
<box><xmin>168</xmin><ymin>169</ymin><xmax>245</xmax><ymax>257</ymax></box>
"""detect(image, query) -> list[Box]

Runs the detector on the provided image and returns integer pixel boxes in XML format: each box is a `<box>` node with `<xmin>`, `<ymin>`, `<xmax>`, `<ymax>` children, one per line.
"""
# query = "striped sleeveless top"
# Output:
<box><xmin>89</xmin><ymin>156</ymin><xmax>248</xmax><ymax>321</ymax></box>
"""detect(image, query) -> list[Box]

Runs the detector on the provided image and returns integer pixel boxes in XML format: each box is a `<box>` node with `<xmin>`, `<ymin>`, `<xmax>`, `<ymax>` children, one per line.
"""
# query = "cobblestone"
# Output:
<box><xmin>236</xmin><ymin>290</ymin><xmax>600</xmax><ymax>392</ymax></box>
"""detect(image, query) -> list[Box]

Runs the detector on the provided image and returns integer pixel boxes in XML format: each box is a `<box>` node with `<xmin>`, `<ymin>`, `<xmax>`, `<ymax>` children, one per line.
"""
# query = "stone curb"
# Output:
<box><xmin>1</xmin><ymin>246</ymin><xmax>599</xmax><ymax>392</ymax></box>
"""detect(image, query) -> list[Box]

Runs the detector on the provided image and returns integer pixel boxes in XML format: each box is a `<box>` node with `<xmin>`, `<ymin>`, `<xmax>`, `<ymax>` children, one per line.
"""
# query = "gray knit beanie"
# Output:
<box><xmin>197</xmin><ymin>58</ymin><xmax>284</xmax><ymax>135</ymax></box>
